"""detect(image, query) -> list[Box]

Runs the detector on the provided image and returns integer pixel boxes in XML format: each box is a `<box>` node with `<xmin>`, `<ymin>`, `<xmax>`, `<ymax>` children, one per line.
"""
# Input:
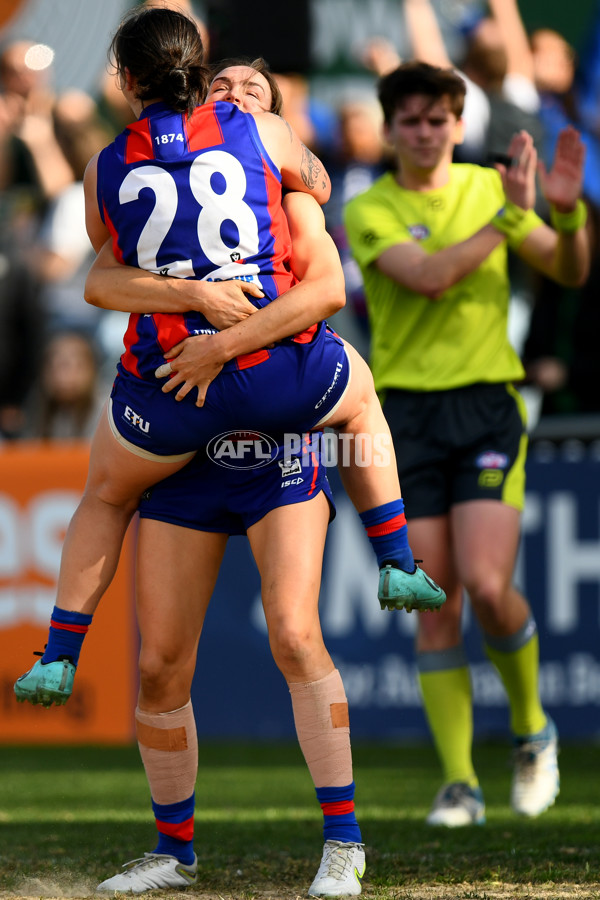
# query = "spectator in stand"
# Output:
<box><xmin>574</xmin><ymin>0</ymin><xmax>600</xmax><ymax>140</ymax></box>
<box><xmin>492</xmin><ymin>3</ymin><xmax>600</xmax><ymax>417</ymax></box>
<box><xmin>0</xmin><ymin>38</ymin><xmax>74</xmax><ymax>249</ymax></box>
<box><xmin>0</xmin><ymin>242</ymin><xmax>45</xmax><ymax>440</ymax></box>
<box><xmin>522</xmin><ymin>205</ymin><xmax>600</xmax><ymax>417</ymax></box>
<box><xmin>34</xmin><ymin>89</ymin><xmax>114</xmax><ymax>340</ymax></box>
<box><xmin>529</xmin><ymin>26</ymin><xmax>600</xmax><ymax>210</ymax></box>
<box><xmin>401</xmin><ymin>0</ymin><xmax>544</xmax><ymax>166</ymax></box>
<box><xmin>30</xmin><ymin>87</ymin><xmax>128</xmax><ymax>382</ymax></box>
<box><xmin>26</xmin><ymin>330</ymin><xmax>103</xmax><ymax>440</ymax></box>
<box><xmin>324</xmin><ymin>99</ymin><xmax>390</xmax><ymax>355</ymax></box>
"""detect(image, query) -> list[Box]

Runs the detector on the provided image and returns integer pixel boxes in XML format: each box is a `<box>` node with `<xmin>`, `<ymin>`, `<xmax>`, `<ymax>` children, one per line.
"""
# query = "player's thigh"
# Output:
<box><xmin>247</xmin><ymin>491</ymin><xmax>329</xmax><ymax>635</ymax></box>
<box><xmin>451</xmin><ymin>499</ymin><xmax>521</xmax><ymax>603</ymax></box>
<box><xmin>86</xmin><ymin>402</ymin><xmax>194</xmax><ymax>505</ymax></box>
<box><xmin>136</xmin><ymin>518</ymin><xmax>227</xmax><ymax>662</ymax></box>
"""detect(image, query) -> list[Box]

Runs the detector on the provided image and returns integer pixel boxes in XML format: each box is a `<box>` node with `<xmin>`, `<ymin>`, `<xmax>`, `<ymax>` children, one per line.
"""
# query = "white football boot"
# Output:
<box><xmin>308</xmin><ymin>840</ymin><xmax>365</xmax><ymax>897</ymax></box>
<box><xmin>511</xmin><ymin>718</ymin><xmax>559</xmax><ymax>817</ymax></box>
<box><xmin>426</xmin><ymin>782</ymin><xmax>486</xmax><ymax>827</ymax></box>
<box><xmin>97</xmin><ymin>852</ymin><xmax>197</xmax><ymax>893</ymax></box>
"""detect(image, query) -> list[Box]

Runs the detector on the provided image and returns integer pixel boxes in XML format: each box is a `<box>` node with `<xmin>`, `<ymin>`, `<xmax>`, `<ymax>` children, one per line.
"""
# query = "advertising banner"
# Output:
<box><xmin>0</xmin><ymin>442</ymin><xmax>137</xmax><ymax>744</ymax></box>
<box><xmin>190</xmin><ymin>458</ymin><xmax>600</xmax><ymax>741</ymax></box>
<box><xmin>1</xmin><ymin>445</ymin><xmax>598</xmax><ymax>743</ymax></box>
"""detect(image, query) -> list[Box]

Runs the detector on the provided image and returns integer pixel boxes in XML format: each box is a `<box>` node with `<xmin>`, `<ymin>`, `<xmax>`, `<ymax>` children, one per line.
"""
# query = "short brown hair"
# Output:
<box><xmin>378</xmin><ymin>61</ymin><xmax>466</xmax><ymax>124</ymax></box>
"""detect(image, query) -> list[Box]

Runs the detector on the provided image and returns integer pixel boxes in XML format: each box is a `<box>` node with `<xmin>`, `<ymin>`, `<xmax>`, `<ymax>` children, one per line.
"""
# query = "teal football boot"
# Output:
<box><xmin>14</xmin><ymin>657</ymin><xmax>76</xmax><ymax>707</ymax></box>
<box><xmin>379</xmin><ymin>562</ymin><xmax>446</xmax><ymax>612</ymax></box>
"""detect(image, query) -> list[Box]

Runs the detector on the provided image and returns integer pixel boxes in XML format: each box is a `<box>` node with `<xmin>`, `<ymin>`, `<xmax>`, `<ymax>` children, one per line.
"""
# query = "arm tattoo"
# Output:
<box><xmin>300</xmin><ymin>144</ymin><xmax>324</xmax><ymax>190</ymax></box>
<box><xmin>283</xmin><ymin>119</ymin><xmax>294</xmax><ymax>141</ymax></box>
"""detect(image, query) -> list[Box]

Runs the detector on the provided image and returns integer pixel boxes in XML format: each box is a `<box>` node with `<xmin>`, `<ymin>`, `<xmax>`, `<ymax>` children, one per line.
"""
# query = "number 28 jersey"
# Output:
<box><xmin>96</xmin><ymin>100</ymin><xmax>298</xmax><ymax>380</ymax></box>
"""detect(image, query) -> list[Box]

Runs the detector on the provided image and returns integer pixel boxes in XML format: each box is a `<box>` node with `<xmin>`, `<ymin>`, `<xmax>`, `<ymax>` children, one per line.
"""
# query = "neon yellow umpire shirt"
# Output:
<box><xmin>344</xmin><ymin>164</ymin><xmax>543</xmax><ymax>393</ymax></box>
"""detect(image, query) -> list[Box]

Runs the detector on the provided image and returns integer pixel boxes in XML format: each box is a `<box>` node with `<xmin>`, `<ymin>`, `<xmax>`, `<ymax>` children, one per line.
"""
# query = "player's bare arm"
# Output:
<box><xmin>300</xmin><ymin>143</ymin><xmax>328</xmax><ymax>193</ymax></box>
<box><xmin>253</xmin><ymin>111</ymin><xmax>331</xmax><ymax>204</ymax></box>
<box><xmin>85</xmin><ymin>240</ymin><xmax>263</xmax><ymax>329</ymax></box>
<box><xmin>159</xmin><ymin>192</ymin><xmax>345</xmax><ymax>405</ymax></box>
<box><xmin>269</xmin><ymin>114</ymin><xmax>328</xmax><ymax>192</ymax></box>
<box><xmin>83</xmin><ymin>153</ymin><xmax>111</xmax><ymax>253</ymax></box>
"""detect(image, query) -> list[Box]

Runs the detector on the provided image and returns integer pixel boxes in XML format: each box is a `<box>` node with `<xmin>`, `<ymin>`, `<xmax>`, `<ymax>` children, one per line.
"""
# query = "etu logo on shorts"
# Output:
<box><xmin>124</xmin><ymin>406</ymin><xmax>150</xmax><ymax>433</ymax></box>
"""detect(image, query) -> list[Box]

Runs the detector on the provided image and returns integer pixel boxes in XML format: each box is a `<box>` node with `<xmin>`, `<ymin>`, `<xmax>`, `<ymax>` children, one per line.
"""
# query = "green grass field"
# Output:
<box><xmin>0</xmin><ymin>740</ymin><xmax>598</xmax><ymax>899</ymax></box>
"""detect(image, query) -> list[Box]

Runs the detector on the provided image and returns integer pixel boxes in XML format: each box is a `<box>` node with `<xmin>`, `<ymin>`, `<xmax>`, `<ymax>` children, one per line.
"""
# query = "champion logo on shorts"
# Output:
<box><xmin>407</xmin><ymin>224</ymin><xmax>430</xmax><ymax>240</ymax></box>
<box><xmin>315</xmin><ymin>360</ymin><xmax>344</xmax><ymax>410</ymax></box>
<box><xmin>476</xmin><ymin>451</ymin><xmax>509</xmax><ymax>469</ymax></box>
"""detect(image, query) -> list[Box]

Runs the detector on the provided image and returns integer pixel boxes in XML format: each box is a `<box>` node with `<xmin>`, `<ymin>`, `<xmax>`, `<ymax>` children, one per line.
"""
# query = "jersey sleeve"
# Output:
<box><xmin>343</xmin><ymin>186</ymin><xmax>413</xmax><ymax>270</ymax></box>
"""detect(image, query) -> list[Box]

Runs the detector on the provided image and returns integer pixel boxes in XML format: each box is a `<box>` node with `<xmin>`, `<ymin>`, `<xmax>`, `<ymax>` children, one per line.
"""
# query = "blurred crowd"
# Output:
<box><xmin>1</xmin><ymin>0</ymin><xmax>600</xmax><ymax>443</ymax></box>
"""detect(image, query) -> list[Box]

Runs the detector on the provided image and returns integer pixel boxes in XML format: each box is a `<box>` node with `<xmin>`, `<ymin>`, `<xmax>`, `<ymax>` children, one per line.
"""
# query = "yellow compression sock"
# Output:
<box><xmin>417</xmin><ymin>646</ymin><xmax>478</xmax><ymax>788</ymax></box>
<box><xmin>484</xmin><ymin>616</ymin><xmax>546</xmax><ymax>738</ymax></box>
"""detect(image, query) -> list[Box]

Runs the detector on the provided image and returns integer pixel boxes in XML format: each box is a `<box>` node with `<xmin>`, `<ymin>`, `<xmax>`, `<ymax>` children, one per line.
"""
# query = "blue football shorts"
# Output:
<box><xmin>138</xmin><ymin>432</ymin><xmax>335</xmax><ymax>535</ymax></box>
<box><xmin>109</xmin><ymin>324</ymin><xmax>349</xmax><ymax>460</ymax></box>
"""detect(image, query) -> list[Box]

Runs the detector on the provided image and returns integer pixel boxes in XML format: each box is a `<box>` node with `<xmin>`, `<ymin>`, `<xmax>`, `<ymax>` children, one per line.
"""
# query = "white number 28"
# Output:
<box><xmin>118</xmin><ymin>150</ymin><xmax>260</xmax><ymax>278</ymax></box>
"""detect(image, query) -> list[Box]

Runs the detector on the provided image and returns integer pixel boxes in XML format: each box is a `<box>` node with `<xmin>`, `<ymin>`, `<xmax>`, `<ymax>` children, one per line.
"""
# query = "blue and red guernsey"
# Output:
<box><xmin>96</xmin><ymin>100</ymin><xmax>298</xmax><ymax>380</ymax></box>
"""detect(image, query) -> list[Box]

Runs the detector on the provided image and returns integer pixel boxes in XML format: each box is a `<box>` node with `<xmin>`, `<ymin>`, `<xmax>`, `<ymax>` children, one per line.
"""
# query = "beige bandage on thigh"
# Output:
<box><xmin>288</xmin><ymin>668</ymin><xmax>352</xmax><ymax>788</ymax></box>
<box><xmin>136</xmin><ymin>700</ymin><xmax>198</xmax><ymax>805</ymax></box>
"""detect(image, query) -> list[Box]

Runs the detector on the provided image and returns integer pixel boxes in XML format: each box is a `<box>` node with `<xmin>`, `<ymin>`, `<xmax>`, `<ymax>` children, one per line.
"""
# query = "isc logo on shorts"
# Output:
<box><xmin>281</xmin><ymin>477</ymin><xmax>304</xmax><ymax>487</ymax></box>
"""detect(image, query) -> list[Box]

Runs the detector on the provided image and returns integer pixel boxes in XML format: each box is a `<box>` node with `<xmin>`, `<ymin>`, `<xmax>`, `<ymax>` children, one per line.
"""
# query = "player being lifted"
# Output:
<box><xmin>15</xmin><ymin>13</ymin><xmax>444</xmax><ymax>714</ymax></box>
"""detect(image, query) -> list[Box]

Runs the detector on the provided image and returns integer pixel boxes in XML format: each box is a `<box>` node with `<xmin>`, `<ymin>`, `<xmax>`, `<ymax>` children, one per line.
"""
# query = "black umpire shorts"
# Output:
<box><xmin>382</xmin><ymin>382</ymin><xmax>528</xmax><ymax>519</ymax></box>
